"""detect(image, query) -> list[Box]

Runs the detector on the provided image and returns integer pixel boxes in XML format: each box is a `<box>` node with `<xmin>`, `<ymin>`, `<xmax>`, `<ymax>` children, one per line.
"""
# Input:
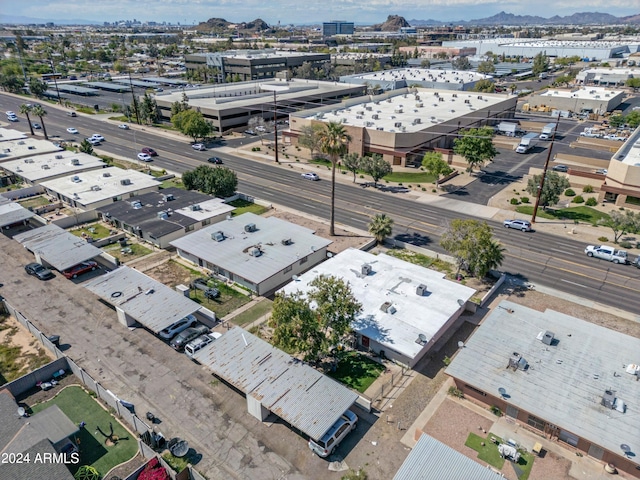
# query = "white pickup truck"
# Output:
<box><xmin>584</xmin><ymin>245</ymin><xmax>629</xmax><ymax>264</ymax></box>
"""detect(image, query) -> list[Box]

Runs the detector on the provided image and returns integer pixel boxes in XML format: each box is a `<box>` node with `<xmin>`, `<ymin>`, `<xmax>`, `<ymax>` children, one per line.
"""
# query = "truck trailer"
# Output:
<box><xmin>516</xmin><ymin>133</ymin><xmax>539</xmax><ymax>153</ymax></box>
<box><xmin>540</xmin><ymin>123</ymin><xmax>556</xmax><ymax>140</ymax></box>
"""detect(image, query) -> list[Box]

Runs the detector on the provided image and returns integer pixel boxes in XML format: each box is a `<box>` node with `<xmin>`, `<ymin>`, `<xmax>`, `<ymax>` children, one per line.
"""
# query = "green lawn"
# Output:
<box><xmin>385</xmin><ymin>250</ymin><xmax>453</xmax><ymax>276</ymax></box>
<box><xmin>71</xmin><ymin>223</ymin><xmax>112</xmax><ymax>240</ymax></box>
<box><xmin>327</xmin><ymin>351</ymin><xmax>386</xmax><ymax>393</ymax></box>
<box><xmin>515</xmin><ymin>205</ymin><xmax>610</xmax><ymax>226</ymax></box>
<box><xmin>189</xmin><ymin>278</ymin><xmax>251</xmax><ymax>318</ymax></box>
<box><xmin>160</xmin><ymin>178</ymin><xmax>186</xmax><ymax>189</ymax></box>
<box><xmin>103</xmin><ymin>242</ymin><xmax>153</xmax><ymax>262</ymax></box>
<box><xmin>383</xmin><ymin>171</ymin><xmax>436</xmax><ymax>184</ymax></box>
<box><xmin>228</xmin><ymin>199</ymin><xmax>268</xmax><ymax>216</ymax></box>
<box><xmin>465</xmin><ymin>433</ymin><xmax>535</xmax><ymax>480</ymax></box>
<box><xmin>228</xmin><ymin>298</ymin><xmax>273</xmax><ymax>326</ymax></box>
<box><xmin>29</xmin><ymin>386</ymin><xmax>138</xmax><ymax>477</ymax></box>
<box><xmin>17</xmin><ymin>196</ymin><xmax>52</xmax><ymax>209</ymax></box>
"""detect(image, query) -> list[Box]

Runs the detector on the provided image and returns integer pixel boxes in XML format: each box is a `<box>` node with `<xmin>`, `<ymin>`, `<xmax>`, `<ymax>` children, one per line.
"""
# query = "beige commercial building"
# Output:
<box><xmin>526</xmin><ymin>86</ymin><xmax>625</xmax><ymax>115</ymax></box>
<box><xmin>600</xmin><ymin>126</ymin><xmax>640</xmax><ymax>207</ymax></box>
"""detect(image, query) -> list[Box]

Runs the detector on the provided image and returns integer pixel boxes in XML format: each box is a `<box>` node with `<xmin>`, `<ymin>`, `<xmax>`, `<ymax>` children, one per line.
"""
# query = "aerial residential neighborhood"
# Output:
<box><xmin>1</xmin><ymin>5</ymin><xmax>640</xmax><ymax>480</ymax></box>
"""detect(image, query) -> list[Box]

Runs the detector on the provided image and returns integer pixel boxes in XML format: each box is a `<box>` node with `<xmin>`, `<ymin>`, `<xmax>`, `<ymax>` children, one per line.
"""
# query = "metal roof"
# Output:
<box><xmin>0</xmin><ymin>199</ymin><xmax>34</xmax><ymax>228</ymax></box>
<box><xmin>13</xmin><ymin>224</ymin><xmax>101</xmax><ymax>271</ymax></box>
<box><xmin>170</xmin><ymin>213</ymin><xmax>332</xmax><ymax>285</ymax></box>
<box><xmin>143</xmin><ymin>76</ymin><xmax>188</xmax><ymax>85</ymax></box>
<box><xmin>445</xmin><ymin>300</ymin><xmax>640</xmax><ymax>465</ymax></box>
<box><xmin>394</xmin><ymin>434</ymin><xmax>504</xmax><ymax>480</ymax></box>
<box><xmin>83</xmin><ymin>266</ymin><xmax>201</xmax><ymax>333</ymax></box>
<box><xmin>193</xmin><ymin>327</ymin><xmax>357</xmax><ymax>440</ymax></box>
<box><xmin>55</xmin><ymin>84</ymin><xmax>99</xmax><ymax>95</ymax></box>
<box><xmin>83</xmin><ymin>81</ymin><xmax>130</xmax><ymax>92</ymax></box>
<box><xmin>113</xmin><ymin>79</ymin><xmax>160</xmax><ymax>88</ymax></box>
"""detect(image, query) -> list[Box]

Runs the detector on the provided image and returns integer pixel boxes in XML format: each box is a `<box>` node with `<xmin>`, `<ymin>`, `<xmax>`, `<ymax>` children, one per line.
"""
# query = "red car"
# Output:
<box><xmin>63</xmin><ymin>261</ymin><xmax>98</xmax><ymax>279</ymax></box>
<box><xmin>141</xmin><ymin>147</ymin><xmax>158</xmax><ymax>156</ymax></box>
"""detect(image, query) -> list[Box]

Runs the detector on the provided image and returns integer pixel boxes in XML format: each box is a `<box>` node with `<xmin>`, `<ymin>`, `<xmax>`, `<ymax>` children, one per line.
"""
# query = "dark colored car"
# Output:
<box><xmin>170</xmin><ymin>325</ymin><xmax>210</xmax><ymax>351</ymax></box>
<box><xmin>207</xmin><ymin>157</ymin><xmax>223</xmax><ymax>164</ymax></box>
<box><xmin>63</xmin><ymin>261</ymin><xmax>98</xmax><ymax>279</ymax></box>
<box><xmin>25</xmin><ymin>263</ymin><xmax>54</xmax><ymax>280</ymax></box>
<box><xmin>141</xmin><ymin>147</ymin><xmax>158</xmax><ymax>156</ymax></box>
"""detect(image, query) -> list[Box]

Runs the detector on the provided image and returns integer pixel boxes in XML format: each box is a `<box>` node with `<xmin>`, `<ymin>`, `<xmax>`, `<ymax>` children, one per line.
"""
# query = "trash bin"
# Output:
<box><xmin>47</xmin><ymin>335</ymin><xmax>61</xmax><ymax>348</ymax></box>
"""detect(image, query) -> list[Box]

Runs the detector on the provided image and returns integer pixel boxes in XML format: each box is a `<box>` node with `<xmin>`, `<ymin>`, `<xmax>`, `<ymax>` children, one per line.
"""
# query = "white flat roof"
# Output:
<box><xmin>539</xmin><ymin>86</ymin><xmax>622</xmax><ymax>100</ymax></box>
<box><xmin>502</xmin><ymin>40</ymin><xmax>629</xmax><ymax>48</ymax></box>
<box><xmin>612</xmin><ymin>126</ymin><xmax>640</xmax><ymax>166</ymax></box>
<box><xmin>303</xmin><ymin>88</ymin><xmax>510</xmax><ymax>133</ymax></box>
<box><xmin>350</xmin><ymin>68</ymin><xmax>490</xmax><ymax>84</ymax></box>
<box><xmin>0</xmin><ymin>128</ymin><xmax>27</xmax><ymax>142</ymax></box>
<box><xmin>0</xmin><ymin>139</ymin><xmax>61</xmax><ymax>162</ymax></box>
<box><xmin>280</xmin><ymin>249</ymin><xmax>475</xmax><ymax>361</ymax></box>
<box><xmin>221</xmin><ymin>50</ymin><xmax>324</xmax><ymax>60</ymax></box>
<box><xmin>0</xmin><ymin>199</ymin><xmax>34</xmax><ymax>228</ymax></box>
<box><xmin>40</xmin><ymin>167</ymin><xmax>160</xmax><ymax>207</ymax></box>
<box><xmin>173</xmin><ymin>198</ymin><xmax>235</xmax><ymax>221</ymax></box>
<box><xmin>579</xmin><ymin>67</ymin><xmax>640</xmax><ymax>76</ymax></box>
<box><xmin>1</xmin><ymin>151</ymin><xmax>106</xmax><ymax>182</ymax></box>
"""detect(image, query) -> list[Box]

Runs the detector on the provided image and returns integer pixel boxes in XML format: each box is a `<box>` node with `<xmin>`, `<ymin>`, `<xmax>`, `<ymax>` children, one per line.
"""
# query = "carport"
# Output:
<box><xmin>84</xmin><ymin>266</ymin><xmax>201</xmax><ymax>332</ymax></box>
<box><xmin>194</xmin><ymin>327</ymin><xmax>358</xmax><ymax>441</ymax></box>
<box><xmin>13</xmin><ymin>224</ymin><xmax>101</xmax><ymax>271</ymax></box>
<box><xmin>0</xmin><ymin>197</ymin><xmax>34</xmax><ymax>229</ymax></box>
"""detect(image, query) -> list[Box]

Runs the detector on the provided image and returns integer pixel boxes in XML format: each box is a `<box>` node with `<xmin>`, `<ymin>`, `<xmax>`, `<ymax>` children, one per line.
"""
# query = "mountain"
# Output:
<box><xmin>409</xmin><ymin>11</ymin><xmax>639</xmax><ymax>26</ymax></box>
<box><xmin>371</xmin><ymin>15</ymin><xmax>411</xmax><ymax>31</ymax></box>
<box><xmin>195</xmin><ymin>17</ymin><xmax>271</xmax><ymax>34</ymax></box>
<box><xmin>0</xmin><ymin>15</ymin><xmax>101</xmax><ymax>25</ymax></box>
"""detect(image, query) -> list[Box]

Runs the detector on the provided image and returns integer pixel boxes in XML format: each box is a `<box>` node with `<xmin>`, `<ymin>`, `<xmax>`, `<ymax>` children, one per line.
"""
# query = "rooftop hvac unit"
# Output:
<box><xmin>412</xmin><ymin>118</ymin><xmax>422</xmax><ymax>125</ymax></box>
<box><xmin>365</xmin><ymin>106</ymin><xmax>373</xmax><ymax>111</ymax></box>
<box><xmin>18</xmin><ymin>141</ymin><xmax>25</xmax><ymax>145</ymax></box>
<box><xmin>507</xmin><ymin>352</ymin><xmax>528</xmax><ymax>371</ymax></box>
<box><xmin>452</xmin><ymin>93</ymin><xmax>458</xmax><ymax>97</ymax></box>
<box><xmin>120</xmin><ymin>179</ymin><xmax>131</xmax><ymax>185</ymax></box>
<box><xmin>536</xmin><ymin>330</ymin><xmax>555</xmax><ymax>345</ymax></box>
<box><xmin>415</xmin><ymin>102</ymin><xmax>423</xmax><ymax>108</ymax></box>
<box><xmin>42</xmin><ymin>165</ymin><xmax>50</xmax><ymax>169</ymax></box>
<box><xmin>157</xmin><ymin>211</ymin><xmax>168</xmax><ymax>219</ymax></box>
<box><xmin>394</xmin><ymin>107</ymin><xmax>403</xmax><ymax>113</ymax></box>
<box><xmin>190</xmin><ymin>204</ymin><xmax>201</xmax><ymax>211</ymax></box>
<box><xmin>380</xmin><ymin>301</ymin><xmax>396</xmax><ymax>314</ymax></box>
<box><xmin>356</xmin><ymin>115</ymin><xmax>363</xmax><ymax>119</ymax></box>
<box><xmin>601</xmin><ymin>390</ymin><xmax>616</xmax><ymax>409</ymax></box>
<box><xmin>372</xmin><ymin>114</ymin><xmax>379</xmax><ymax>120</ymax></box>
<box><xmin>102</xmin><ymin>172</ymin><xmax>111</xmax><ymax>177</ymax></box>
<box><xmin>132</xmin><ymin>201</ymin><xmax>142</xmax><ymax>209</ymax></box>
<box><xmin>244</xmin><ymin>223</ymin><xmax>257</xmax><ymax>232</ymax></box>
<box><xmin>249</xmin><ymin>246</ymin><xmax>262</xmax><ymax>257</ymax></box>
<box><xmin>24</xmin><ymin>158</ymin><xmax>34</xmax><ymax>163</ymax></box>
<box><xmin>91</xmin><ymin>185</ymin><xmax>101</xmax><ymax>191</ymax></box>
<box><xmin>55</xmin><ymin>155</ymin><xmax>63</xmax><ymax>159</ymax></box>
<box><xmin>416</xmin><ymin>333</ymin><xmax>427</xmax><ymax>345</ymax></box>
<box><xmin>464</xmin><ymin>99</ymin><xmax>470</xmax><ymax>104</ymax></box>
<box><xmin>477</xmin><ymin>95</ymin><xmax>483</xmax><ymax>100</ymax></box>
<box><xmin>376</xmin><ymin>127</ymin><xmax>384</xmax><ymax>131</ymax></box>
<box><xmin>28</xmin><ymin>146</ymin><xmax>35</xmax><ymax>150</ymax></box>
<box><xmin>365</xmin><ymin>121</ymin><xmax>373</xmax><ymax>127</ymax></box>
<box><xmin>416</xmin><ymin>284</ymin><xmax>428</xmax><ymax>296</ymax></box>
<box><xmin>71</xmin><ymin>175</ymin><xmax>81</xmax><ymax>183</ymax></box>
<box><xmin>361</xmin><ymin>264</ymin><xmax>372</xmax><ymax>275</ymax></box>
<box><xmin>281</xmin><ymin>238</ymin><xmax>292</xmax><ymax>245</ymax></box>
<box><xmin>211</xmin><ymin>230</ymin><xmax>224</xmax><ymax>242</ymax></box>
<box><xmin>164</xmin><ymin>193</ymin><xmax>175</xmax><ymax>201</ymax></box>
<box><xmin>394</xmin><ymin>122</ymin><xmax>402</xmax><ymax>128</ymax></box>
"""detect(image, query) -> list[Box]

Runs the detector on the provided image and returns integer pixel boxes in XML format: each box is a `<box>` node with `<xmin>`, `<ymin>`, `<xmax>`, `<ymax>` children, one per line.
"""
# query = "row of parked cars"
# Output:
<box><xmin>25</xmin><ymin>261</ymin><xmax>98</xmax><ymax>280</ymax></box>
<box><xmin>158</xmin><ymin>314</ymin><xmax>222</xmax><ymax>357</ymax></box>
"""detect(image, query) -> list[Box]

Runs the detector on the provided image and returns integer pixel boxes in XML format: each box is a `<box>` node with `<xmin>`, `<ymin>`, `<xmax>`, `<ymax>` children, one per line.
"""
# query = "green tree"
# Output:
<box><xmin>342</xmin><ymin>152</ymin><xmax>361</xmax><ymax>183</ymax></box>
<box><xmin>532</xmin><ymin>52</ymin><xmax>549</xmax><ymax>75</ymax></box>
<box><xmin>318</xmin><ymin>122</ymin><xmax>352</xmax><ymax>236</ymax></box>
<box><xmin>597</xmin><ymin>210</ymin><xmax>640</xmax><ymax>244</ymax></box>
<box><xmin>625</xmin><ymin>78</ymin><xmax>640</xmax><ymax>92</ymax></box>
<box><xmin>269</xmin><ymin>292</ymin><xmax>321</xmax><ymax>360</ymax></box>
<box><xmin>452</xmin><ymin>56</ymin><xmax>472</xmax><ymax>70</ymax></box>
<box><xmin>440</xmin><ymin>219</ymin><xmax>504</xmax><ymax>278</ymax></box>
<box><xmin>609</xmin><ymin>114</ymin><xmax>625</xmax><ymax>129</ymax></box>
<box><xmin>79</xmin><ymin>139</ymin><xmax>94</xmax><ymax>155</ymax></box>
<box><xmin>421</xmin><ymin>152</ymin><xmax>453</xmax><ymax>186</ymax></box>
<box><xmin>453</xmin><ymin>127</ymin><xmax>498</xmax><ymax>172</ymax></box>
<box><xmin>368</xmin><ymin>213</ymin><xmax>394</xmax><ymax>244</ymax></box>
<box><xmin>298</xmin><ymin>123</ymin><xmax>325</xmax><ymax>159</ymax></box>
<box><xmin>0</xmin><ymin>74</ymin><xmax>25</xmax><ymax>93</ymax></box>
<box><xmin>361</xmin><ymin>154</ymin><xmax>392</xmax><ymax>187</ymax></box>
<box><xmin>472</xmin><ymin>79</ymin><xmax>496</xmax><ymax>93</ymax></box>
<box><xmin>420</xmin><ymin>59</ymin><xmax>431</xmax><ymax>68</ymax></box>
<box><xmin>182</xmin><ymin>165</ymin><xmax>237</xmax><ymax>197</ymax></box>
<box><xmin>477</xmin><ymin>61</ymin><xmax>496</xmax><ymax>74</ymax></box>
<box><xmin>525</xmin><ymin>171</ymin><xmax>570</xmax><ymax>210</ymax></box>
<box><xmin>626</xmin><ymin>111</ymin><xmax>640</xmax><ymax>128</ymax></box>
<box><xmin>19</xmin><ymin>103</ymin><xmax>34</xmax><ymax>136</ymax></box>
<box><xmin>139</xmin><ymin>92</ymin><xmax>158</xmax><ymax>125</ymax></box>
<box><xmin>30</xmin><ymin>104</ymin><xmax>48</xmax><ymax>140</ymax></box>
<box><xmin>171</xmin><ymin>109</ymin><xmax>212</xmax><ymax>142</ymax></box>
<box><xmin>28</xmin><ymin>77</ymin><xmax>48</xmax><ymax>98</ymax></box>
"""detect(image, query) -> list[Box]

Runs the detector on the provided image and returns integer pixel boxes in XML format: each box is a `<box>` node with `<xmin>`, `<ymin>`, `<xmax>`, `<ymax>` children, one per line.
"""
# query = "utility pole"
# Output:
<box><xmin>128</xmin><ymin>70</ymin><xmax>141</xmax><ymax>125</ymax></box>
<box><xmin>49</xmin><ymin>60</ymin><xmax>62</xmax><ymax>105</ymax></box>
<box><xmin>272</xmin><ymin>90</ymin><xmax>279</xmax><ymax>163</ymax></box>
<box><xmin>531</xmin><ymin>112</ymin><xmax>562</xmax><ymax>224</ymax></box>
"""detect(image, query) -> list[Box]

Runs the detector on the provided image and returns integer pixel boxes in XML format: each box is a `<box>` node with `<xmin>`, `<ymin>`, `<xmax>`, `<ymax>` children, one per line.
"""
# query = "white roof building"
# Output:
<box><xmin>280</xmin><ymin>248</ymin><xmax>476</xmax><ymax>368</ymax></box>
<box><xmin>1</xmin><ymin>151</ymin><xmax>106</xmax><ymax>184</ymax></box>
<box><xmin>576</xmin><ymin>67</ymin><xmax>640</xmax><ymax>86</ymax></box>
<box><xmin>0</xmin><ymin>138</ymin><xmax>61</xmax><ymax>162</ymax></box>
<box><xmin>527</xmin><ymin>86</ymin><xmax>624</xmax><ymax>115</ymax></box>
<box><xmin>341</xmin><ymin>68</ymin><xmax>492</xmax><ymax>92</ymax></box>
<box><xmin>40</xmin><ymin>167</ymin><xmax>160</xmax><ymax>210</ymax></box>
<box><xmin>0</xmin><ymin>128</ymin><xmax>27</xmax><ymax>142</ymax></box>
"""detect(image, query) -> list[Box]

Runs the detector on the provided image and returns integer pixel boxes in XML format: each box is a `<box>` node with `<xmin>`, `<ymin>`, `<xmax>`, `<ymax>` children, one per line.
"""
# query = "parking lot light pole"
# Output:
<box><xmin>531</xmin><ymin>113</ymin><xmax>561</xmax><ymax>224</ymax></box>
<box><xmin>260</xmin><ymin>84</ymin><xmax>289</xmax><ymax>163</ymax></box>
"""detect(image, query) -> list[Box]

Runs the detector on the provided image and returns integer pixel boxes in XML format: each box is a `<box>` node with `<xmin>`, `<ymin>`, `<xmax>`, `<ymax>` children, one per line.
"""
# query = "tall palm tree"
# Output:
<box><xmin>31</xmin><ymin>104</ymin><xmax>48</xmax><ymax>140</ymax></box>
<box><xmin>318</xmin><ymin>122</ymin><xmax>351</xmax><ymax>236</ymax></box>
<box><xmin>368</xmin><ymin>214</ymin><xmax>394</xmax><ymax>245</ymax></box>
<box><xmin>19</xmin><ymin>104</ymin><xmax>34</xmax><ymax>136</ymax></box>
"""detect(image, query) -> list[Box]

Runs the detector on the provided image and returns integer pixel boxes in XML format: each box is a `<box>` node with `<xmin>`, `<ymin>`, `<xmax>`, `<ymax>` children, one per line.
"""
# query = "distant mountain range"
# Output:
<box><xmin>409</xmin><ymin>11</ymin><xmax>640</xmax><ymax>26</ymax></box>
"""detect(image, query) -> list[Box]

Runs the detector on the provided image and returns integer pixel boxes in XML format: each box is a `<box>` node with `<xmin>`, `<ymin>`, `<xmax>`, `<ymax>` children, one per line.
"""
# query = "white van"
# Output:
<box><xmin>308</xmin><ymin>409</ymin><xmax>357</xmax><ymax>457</ymax></box>
<box><xmin>185</xmin><ymin>332</ymin><xmax>221</xmax><ymax>359</ymax></box>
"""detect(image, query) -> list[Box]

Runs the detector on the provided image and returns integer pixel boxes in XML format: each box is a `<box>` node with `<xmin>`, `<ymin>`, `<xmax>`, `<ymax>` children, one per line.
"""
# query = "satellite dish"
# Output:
<box><xmin>17</xmin><ymin>407</ymin><xmax>26</xmax><ymax>417</ymax></box>
<box><xmin>292</xmin><ymin>275</ymin><xmax>299</xmax><ymax>281</ymax></box>
<box><xmin>621</xmin><ymin>444</ymin><xmax>631</xmax><ymax>453</ymax></box>
<box><xmin>418</xmin><ymin>333</ymin><xmax>427</xmax><ymax>343</ymax></box>
<box><xmin>457</xmin><ymin>341</ymin><xmax>465</xmax><ymax>348</ymax></box>
<box><xmin>498</xmin><ymin>387</ymin><xmax>507</xmax><ymax>397</ymax></box>
<box><xmin>168</xmin><ymin>438</ymin><xmax>189</xmax><ymax>457</ymax></box>
<box><xmin>457</xmin><ymin>299</ymin><xmax>465</xmax><ymax>306</ymax></box>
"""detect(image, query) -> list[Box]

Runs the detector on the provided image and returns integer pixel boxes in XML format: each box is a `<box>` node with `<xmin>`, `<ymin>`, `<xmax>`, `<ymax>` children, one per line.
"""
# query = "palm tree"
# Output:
<box><xmin>318</xmin><ymin>122</ymin><xmax>351</xmax><ymax>236</ymax></box>
<box><xmin>19</xmin><ymin>104</ymin><xmax>34</xmax><ymax>136</ymax></box>
<box><xmin>368</xmin><ymin>214</ymin><xmax>394</xmax><ymax>245</ymax></box>
<box><xmin>31</xmin><ymin>104</ymin><xmax>48</xmax><ymax>140</ymax></box>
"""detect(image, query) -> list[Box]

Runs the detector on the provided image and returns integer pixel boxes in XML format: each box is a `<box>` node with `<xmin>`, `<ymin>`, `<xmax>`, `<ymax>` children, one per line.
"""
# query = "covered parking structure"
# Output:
<box><xmin>83</xmin><ymin>82</ymin><xmax>131</xmax><ymax>93</ymax></box>
<box><xmin>193</xmin><ymin>327</ymin><xmax>358</xmax><ymax>442</ymax></box>
<box><xmin>84</xmin><ymin>266</ymin><xmax>202</xmax><ymax>332</ymax></box>
<box><xmin>113</xmin><ymin>79</ymin><xmax>161</xmax><ymax>88</ymax></box>
<box><xmin>0</xmin><ymin>197</ymin><xmax>34</xmax><ymax>229</ymax></box>
<box><xmin>13</xmin><ymin>223</ymin><xmax>102</xmax><ymax>271</ymax></box>
<box><xmin>142</xmin><ymin>76</ymin><xmax>187</xmax><ymax>86</ymax></box>
<box><xmin>55</xmin><ymin>85</ymin><xmax>99</xmax><ymax>96</ymax></box>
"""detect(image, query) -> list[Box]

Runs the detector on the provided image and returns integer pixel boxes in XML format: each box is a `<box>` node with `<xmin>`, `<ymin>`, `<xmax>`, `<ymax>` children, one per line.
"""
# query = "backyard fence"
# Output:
<box><xmin>369</xmin><ymin>366</ymin><xmax>412</xmax><ymax>410</ymax></box>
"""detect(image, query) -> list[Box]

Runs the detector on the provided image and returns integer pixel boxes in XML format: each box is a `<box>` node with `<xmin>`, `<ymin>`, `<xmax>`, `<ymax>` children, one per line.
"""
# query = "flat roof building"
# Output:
<box><xmin>40</xmin><ymin>167</ymin><xmax>160</xmax><ymax>211</ymax></box>
<box><xmin>280</xmin><ymin>249</ymin><xmax>475</xmax><ymax>368</ymax></box>
<box><xmin>445</xmin><ymin>300</ymin><xmax>640</xmax><ymax>477</ymax></box>
<box><xmin>96</xmin><ymin>187</ymin><xmax>235</xmax><ymax>248</ymax></box>
<box><xmin>576</xmin><ymin>67</ymin><xmax>640</xmax><ymax>86</ymax></box>
<box><xmin>288</xmin><ymin>87</ymin><xmax>517</xmax><ymax>166</ymax></box>
<box><xmin>171</xmin><ymin>212</ymin><xmax>332</xmax><ymax>296</ymax></box>
<box><xmin>598</xmin><ymin>126</ymin><xmax>640</xmax><ymax>208</ymax></box>
<box><xmin>0</xmin><ymin>128</ymin><xmax>27</xmax><ymax>142</ymax></box>
<box><xmin>1</xmin><ymin>151</ymin><xmax>106</xmax><ymax>184</ymax></box>
<box><xmin>0</xmin><ymin>196</ymin><xmax>34</xmax><ymax>228</ymax></box>
<box><xmin>155</xmin><ymin>78</ymin><xmax>366</xmax><ymax>132</ymax></box>
<box><xmin>340</xmin><ymin>68</ymin><xmax>492</xmax><ymax>92</ymax></box>
<box><xmin>0</xmin><ymin>138</ymin><xmax>61</xmax><ymax>162</ymax></box>
<box><xmin>526</xmin><ymin>86</ymin><xmax>624</xmax><ymax>115</ymax></box>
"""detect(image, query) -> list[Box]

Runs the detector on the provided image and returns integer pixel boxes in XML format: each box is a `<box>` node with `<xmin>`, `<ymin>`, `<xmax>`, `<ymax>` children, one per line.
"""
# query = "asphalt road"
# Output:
<box><xmin>3</xmin><ymin>93</ymin><xmax>640</xmax><ymax>316</ymax></box>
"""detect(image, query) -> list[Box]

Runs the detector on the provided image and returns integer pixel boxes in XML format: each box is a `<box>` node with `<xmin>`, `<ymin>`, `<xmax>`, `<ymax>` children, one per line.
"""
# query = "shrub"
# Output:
<box><xmin>443</xmin><ymin>355</ymin><xmax>452</xmax><ymax>366</ymax></box>
<box><xmin>510</xmin><ymin>198</ymin><xmax>520</xmax><ymax>205</ymax></box>
<box><xmin>520</xmin><ymin>197</ymin><xmax>530</xmax><ymax>203</ymax></box>
<box><xmin>422</xmin><ymin>187</ymin><xmax>426</xmax><ymax>191</ymax></box>
<box><xmin>583</xmin><ymin>185</ymin><xmax>594</xmax><ymax>193</ymax></box>
<box><xmin>448</xmin><ymin>386</ymin><xmax>464</xmax><ymax>398</ymax></box>
<box><xmin>490</xmin><ymin>406</ymin><xmax>503</xmax><ymax>417</ymax></box>
<box><xmin>432</xmin><ymin>188</ymin><xmax>436</xmax><ymax>192</ymax></box>
<box><xmin>620</xmin><ymin>241</ymin><xmax>633</xmax><ymax>249</ymax></box>
<box><xmin>565</xmin><ymin>188</ymin><xmax>576</xmax><ymax>196</ymax></box>
<box><xmin>572</xmin><ymin>195</ymin><xmax>584</xmax><ymax>203</ymax></box>
<box><xmin>598</xmin><ymin>236</ymin><xmax>609</xmax><ymax>242</ymax></box>
<box><xmin>359</xmin><ymin>175</ymin><xmax>364</xmax><ymax>178</ymax></box>
<box><xmin>585</xmin><ymin>197</ymin><xmax>597</xmax><ymax>206</ymax></box>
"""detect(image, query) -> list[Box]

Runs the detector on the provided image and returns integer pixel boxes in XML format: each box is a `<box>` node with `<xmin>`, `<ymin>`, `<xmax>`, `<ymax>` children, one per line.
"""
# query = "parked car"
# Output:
<box><xmin>137</xmin><ymin>153</ymin><xmax>152</xmax><ymax>162</ymax></box>
<box><xmin>118</xmin><ymin>124</ymin><xmax>129</xmax><ymax>129</ymax></box>
<box><xmin>7</xmin><ymin>115</ymin><xmax>18</xmax><ymax>122</ymax></box>
<box><xmin>66</xmin><ymin>127</ymin><xmax>78</xmax><ymax>134</ymax></box>
<box><xmin>25</xmin><ymin>262</ymin><xmax>54</xmax><ymax>280</ymax></box>
<box><xmin>191</xmin><ymin>143</ymin><xmax>206</xmax><ymax>151</ymax></box>
<box><xmin>255</xmin><ymin>125</ymin><xmax>266</xmax><ymax>133</ymax></box>
<box><xmin>207</xmin><ymin>157</ymin><xmax>223</xmax><ymax>164</ymax></box>
<box><xmin>32</xmin><ymin>122</ymin><xmax>42</xmax><ymax>129</ymax></box>
<box><xmin>62</xmin><ymin>261</ymin><xmax>98</xmax><ymax>279</ymax></box>
<box><xmin>503</xmin><ymin>219</ymin><xmax>532</xmax><ymax>232</ymax></box>
<box><xmin>159</xmin><ymin>314</ymin><xmax>197</xmax><ymax>341</ymax></box>
<box><xmin>90</xmin><ymin>134</ymin><xmax>105</xmax><ymax>142</ymax></box>
<box><xmin>6</xmin><ymin>111</ymin><xmax>16</xmax><ymax>117</ymax></box>
<box><xmin>244</xmin><ymin>129</ymin><xmax>257</xmax><ymax>136</ymax></box>
<box><xmin>170</xmin><ymin>325</ymin><xmax>210</xmax><ymax>351</ymax></box>
<box><xmin>552</xmin><ymin>164</ymin><xmax>568</xmax><ymax>172</ymax></box>
<box><xmin>185</xmin><ymin>332</ymin><xmax>222</xmax><ymax>358</ymax></box>
<box><xmin>141</xmin><ymin>147</ymin><xmax>158</xmax><ymax>156</ymax></box>
<box><xmin>308</xmin><ymin>409</ymin><xmax>357</xmax><ymax>457</ymax></box>
<box><xmin>301</xmin><ymin>172</ymin><xmax>320</xmax><ymax>181</ymax></box>
<box><xmin>595</xmin><ymin>169</ymin><xmax>608</xmax><ymax>175</ymax></box>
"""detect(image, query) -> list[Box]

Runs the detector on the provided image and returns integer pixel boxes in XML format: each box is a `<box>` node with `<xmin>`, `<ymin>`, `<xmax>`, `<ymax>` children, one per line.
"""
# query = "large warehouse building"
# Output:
<box><xmin>340</xmin><ymin>68</ymin><xmax>492</xmax><ymax>92</ymax></box>
<box><xmin>526</xmin><ymin>86</ymin><xmax>625</xmax><ymax>115</ymax></box>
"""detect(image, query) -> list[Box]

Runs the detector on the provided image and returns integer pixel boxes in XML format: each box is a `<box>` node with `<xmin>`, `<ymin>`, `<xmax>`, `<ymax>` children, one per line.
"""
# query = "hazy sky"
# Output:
<box><xmin>3</xmin><ymin>0</ymin><xmax>637</xmax><ymax>25</ymax></box>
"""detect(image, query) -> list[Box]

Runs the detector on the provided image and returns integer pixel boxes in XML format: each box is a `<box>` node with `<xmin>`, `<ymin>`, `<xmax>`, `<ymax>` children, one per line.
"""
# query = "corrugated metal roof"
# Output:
<box><xmin>394</xmin><ymin>434</ymin><xmax>503</xmax><ymax>480</ymax></box>
<box><xmin>0</xmin><ymin>200</ymin><xmax>34</xmax><ymax>228</ymax></box>
<box><xmin>170</xmin><ymin>213</ymin><xmax>332</xmax><ymax>285</ymax></box>
<box><xmin>83</xmin><ymin>266</ymin><xmax>201</xmax><ymax>333</ymax></box>
<box><xmin>194</xmin><ymin>327</ymin><xmax>357</xmax><ymax>440</ymax></box>
<box><xmin>13</xmin><ymin>224</ymin><xmax>101</xmax><ymax>271</ymax></box>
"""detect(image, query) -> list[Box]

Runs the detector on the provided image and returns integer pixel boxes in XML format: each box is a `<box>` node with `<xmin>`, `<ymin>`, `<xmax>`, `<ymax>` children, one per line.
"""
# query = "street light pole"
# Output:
<box><xmin>260</xmin><ymin>84</ymin><xmax>289</xmax><ymax>163</ymax></box>
<box><xmin>531</xmin><ymin>112</ymin><xmax>562</xmax><ymax>224</ymax></box>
